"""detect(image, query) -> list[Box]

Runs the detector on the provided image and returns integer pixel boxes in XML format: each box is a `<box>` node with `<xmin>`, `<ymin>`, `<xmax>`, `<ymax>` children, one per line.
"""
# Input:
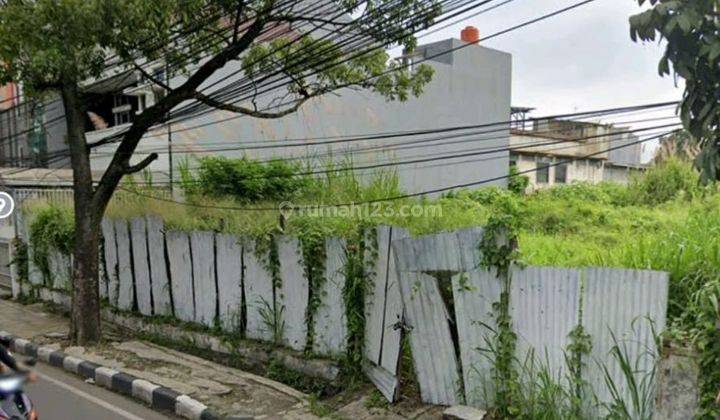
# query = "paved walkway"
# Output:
<box><xmin>0</xmin><ymin>299</ymin><xmax>443</xmax><ymax>419</ymax></box>
<box><xmin>0</xmin><ymin>299</ymin><xmax>313</xmax><ymax>419</ymax></box>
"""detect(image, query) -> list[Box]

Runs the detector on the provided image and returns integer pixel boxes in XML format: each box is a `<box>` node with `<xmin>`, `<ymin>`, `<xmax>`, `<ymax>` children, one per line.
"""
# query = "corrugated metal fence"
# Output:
<box><xmin>18</xmin><ymin>221</ymin><xmax>669</xmax><ymax>415</ymax></box>
<box><xmin>392</xmin><ymin>228</ymin><xmax>668</xmax><ymax>415</ymax></box>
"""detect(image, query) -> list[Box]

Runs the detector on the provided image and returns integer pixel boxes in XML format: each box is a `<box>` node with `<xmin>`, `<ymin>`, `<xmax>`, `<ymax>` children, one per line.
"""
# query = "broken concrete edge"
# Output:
<box><xmin>0</xmin><ymin>331</ymin><xmax>221</xmax><ymax>420</ymax></box>
<box><xmin>442</xmin><ymin>405</ymin><xmax>488</xmax><ymax>420</ymax></box>
<box><xmin>29</xmin><ymin>287</ymin><xmax>340</xmax><ymax>383</ymax></box>
<box><xmin>102</xmin><ymin>307</ymin><xmax>341</xmax><ymax>383</ymax></box>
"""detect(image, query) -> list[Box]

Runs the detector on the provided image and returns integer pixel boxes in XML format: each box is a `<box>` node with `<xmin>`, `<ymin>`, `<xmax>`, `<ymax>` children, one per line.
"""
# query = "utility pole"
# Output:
<box><xmin>165</xmin><ymin>62</ymin><xmax>174</xmax><ymax>196</ymax></box>
<box><xmin>168</xmin><ymin>118</ymin><xmax>173</xmax><ymax>194</ymax></box>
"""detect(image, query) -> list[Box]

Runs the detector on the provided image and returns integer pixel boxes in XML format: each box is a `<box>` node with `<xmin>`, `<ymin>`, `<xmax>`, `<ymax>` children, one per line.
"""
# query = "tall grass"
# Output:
<box><xmin>25</xmin><ymin>157</ymin><xmax>720</xmax><ymax>330</ymax></box>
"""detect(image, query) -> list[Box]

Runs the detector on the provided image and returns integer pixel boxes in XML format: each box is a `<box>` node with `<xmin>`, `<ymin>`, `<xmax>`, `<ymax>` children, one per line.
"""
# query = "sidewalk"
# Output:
<box><xmin>0</xmin><ymin>299</ymin><xmax>314</xmax><ymax>419</ymax></box>
<box><xmin>0</xmin><ymin>299</ymin><xmax>446</xmax><ymax>419</ymax></box>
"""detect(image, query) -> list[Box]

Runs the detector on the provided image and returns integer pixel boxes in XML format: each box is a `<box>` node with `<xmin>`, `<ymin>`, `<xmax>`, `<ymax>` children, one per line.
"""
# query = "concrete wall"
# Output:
<box><xmin>512</xmin><ymin>153</ymin><xmax>605</xmax><ymax>190</ymax></box>
<box><xmin>603</xmin><ymin>164</ymin><xmax>644</xmax><ymax>183</ymax></box>
<box><xmin>43</xmin><ymin>98</ymin><xmax>70</xmax><ymax>168</ymax></box>
<box><xmin>88</xmin><ymin>38</ymin><xmax>512</xmax><ymax>195</ymax></box>
<box><xmin>608</xmin><ymin>129</ymin><xmax>643</xmax><ymax>167</ymax></box>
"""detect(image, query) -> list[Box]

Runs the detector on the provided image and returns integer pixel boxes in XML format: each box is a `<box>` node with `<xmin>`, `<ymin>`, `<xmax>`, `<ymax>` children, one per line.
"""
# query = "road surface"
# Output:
<box><xmin>25</xmin><ymin>363</ymin><xmax>173</xmax><ymax>419</ymax></box>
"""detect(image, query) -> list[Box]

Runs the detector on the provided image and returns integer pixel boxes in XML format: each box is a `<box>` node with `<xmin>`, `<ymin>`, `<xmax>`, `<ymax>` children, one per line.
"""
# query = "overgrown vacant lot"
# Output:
<box><xmin>29</xmin><ymin>157</ymin><xmax>718</xmax><ymax>332</ymax></box>
<box><xmin>25</xmin><ymin>157</ymin><xmax>720</xmax><ymax>415</ymax></box>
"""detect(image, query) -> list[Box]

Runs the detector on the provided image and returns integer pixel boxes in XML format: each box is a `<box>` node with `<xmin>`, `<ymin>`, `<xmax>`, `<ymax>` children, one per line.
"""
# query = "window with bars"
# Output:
<box><xmin>555</xmin><ymin>163</ymin><xmax>568</xmax><ymax>183</ymax></box>
<box><xmin>536</xmin><ymin>158</ymin><xmax>550</xmax><ymax>184</ymax></box>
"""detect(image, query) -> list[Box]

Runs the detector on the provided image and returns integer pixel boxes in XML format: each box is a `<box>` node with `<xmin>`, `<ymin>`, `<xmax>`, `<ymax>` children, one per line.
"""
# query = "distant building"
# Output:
<box><xmin>0</xmin><ymin>82</ymin><xmax>70</xmax><ymax>169</ymax></box>
<box><xmin>0</xmin><ymin>28</ymin><xmax>514</xmax><ymax>196</ymax></box>
<box><xmin>509</xmin><ymin>113</ymin><xmax>647</xmax><ymax>190</ymax></box>
<box><xmin>86</xmin><ymin>31</ymin><xmax>513</xmax><ymax>195</ymax></box>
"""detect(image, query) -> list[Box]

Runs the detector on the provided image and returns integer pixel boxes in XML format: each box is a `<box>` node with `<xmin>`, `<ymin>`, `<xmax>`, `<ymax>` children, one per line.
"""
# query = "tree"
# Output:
<box><xmin>653</xmin><ymin>130</ymin><xmax>701</xmax><ymax>163</ymax></box>
<box><xmin>630</xmin><ymin>0</ymin><xmax>720</xmax><ymax>182</ymax></box>
<box><xmin>0</xmin><ymin>0</ymin><xmax>439</xmax><ymax>344</ymax></box>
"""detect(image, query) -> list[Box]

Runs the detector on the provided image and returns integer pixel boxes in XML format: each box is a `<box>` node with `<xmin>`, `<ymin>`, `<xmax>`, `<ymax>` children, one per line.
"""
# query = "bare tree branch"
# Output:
<box><xmin>92</xmin><ymin>4</ymin><xmax>273</xmax><ymax>210</ymax></box>
<box><xmin>132</xmin><ymin>62</ymin><xmax>172</xmax><ymax>92</ymax></box>
<box><xmin>123</xmin><ymin>153</ymin><xmax>159</xmax><ymax>174</ymax></box>
<box><xmin>193</xmin><ymin>91</ymin><xmax>311</xmax><ymax>118</ymax></box>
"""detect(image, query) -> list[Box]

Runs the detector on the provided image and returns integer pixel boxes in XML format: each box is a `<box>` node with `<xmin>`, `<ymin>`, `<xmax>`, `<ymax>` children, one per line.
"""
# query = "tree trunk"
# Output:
<box><xmin>61</xmin><ymin>82</ymin><xmax>102</xmax><ymax>344</ymax></box>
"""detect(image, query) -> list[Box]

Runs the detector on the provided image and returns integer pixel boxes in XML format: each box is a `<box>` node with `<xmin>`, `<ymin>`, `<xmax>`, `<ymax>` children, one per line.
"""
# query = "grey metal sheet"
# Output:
<box><xmin>48</xmin><ymin>249</ymin><xmax>71</xmax><ymax>291</ymax></box>
<box><xmin>312</xmin><ymin>237</ymin><xmax>347</xmax><ymax>357</ymax></box>
<box><xmin>398</xmin><ymin>269</ymin><xmax>462</xmax><ymax>406</ymax></box>
<box><xmin>25</xmin><ymin>217</ymin><xmax>43</xmax><ymax>287</ymax></box>
<box><xmin>394</xmin><ymin>236</ymin><xmax>461</xmax><ymax>405</ymax></box>
<box><xmin>455</xmin><ymin>227</ymin><xmax>484</xmax><ymax>271</ymax></box>
<box><xmin>146</xmin><ymin>216</ymin><xmax>171</xmax><ymax>316</ymax></box>
<box><xmin>114</xmin><ymin>219</ymin><xmax>134</xmax><ymax>311</ymax></box>
<box><xmin>216</xmin><ymin>234</ymin><xmax>243</xmax><ymax>332</ymax></box>
<box><xmin>393</xmin><ymin>231</ymin><xmax>462</xmax><ymax>273</ymax></box>
<box><xmin>379</xmin><ymin>227</ymin><xmax>408</xmax><ymax>375</ymax></box>
<box><xmin>452</xmin><ymin>268</ymin><xmax>500</xmax><ymax>408</ymax></box>
<box><xmin>364</xmin><ymin>226</ymin><xmax>391</xmax><ymax>365</ymax></box>
<box><xmin>100</xmin><ymin>218</ymin><xmax>116</xmax><ymax>303</ymax></box>
<box><xmin>277</xmin><ymin>236</ymin><xmax>308</xmax><ymax>352</ymax></box>
<box><xmin>130</xmin><ymin>218</ymin><xmax>153</xmax><ymax>316</ymax></box>
<box><xmin>363</xmin><ymin>362</ymin><xmax>399</xmax><ymax>403</ymax></box>
<box><xmin>243</xmin><ymin>238</ymin><xmax>275</xmax><ymax>342</ymax></box>
<box><xmin>510</xmin><ymin>266</ymin><xmax>581</xmax><ymax>378</ymax></box>
<box><xmin>190</xmin><ymin>231</ymin><xmax>217</xmax><ymax>327</ymax></box>
<box><xmin>582</xmin><ymin>267</ymin><xmax>669</xmax><ymax>415</ymax></box>
<box><xmin>166</xmin><ymin>230</ymin><xmax>194</xmax><ymax>322</ymax></box>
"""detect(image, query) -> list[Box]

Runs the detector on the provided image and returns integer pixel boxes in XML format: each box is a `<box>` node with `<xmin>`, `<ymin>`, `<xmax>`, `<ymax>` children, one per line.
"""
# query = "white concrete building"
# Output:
<box><xmin>509</xmin><ymin>117</ymin><xmax>646</xmax><ymax>190</ymax></box>
<box><xmin>84</xmin><ymin>33</ymin><xmax>513</xmax><ymax>195</ymax></box>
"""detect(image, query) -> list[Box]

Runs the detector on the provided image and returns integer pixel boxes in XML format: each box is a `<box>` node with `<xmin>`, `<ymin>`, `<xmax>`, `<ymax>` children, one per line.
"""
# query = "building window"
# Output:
<box><xmin>555</xmin><ymin>163</ymin><xmax>568</xmax><ymax>183</ymax></box>
<box><xmin>536</xmin><ymin>158</ymin><xmax>550</xmax><ymax>184</ymax></box>
<box><xmin>113</xmin><ymin>95</ymin><xmax>134</xmax><ymax>126</ymax></box>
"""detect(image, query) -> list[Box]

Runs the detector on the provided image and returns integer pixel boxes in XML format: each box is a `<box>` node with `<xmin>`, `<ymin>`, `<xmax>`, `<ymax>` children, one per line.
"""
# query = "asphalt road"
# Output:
<box><xmin>24</xmin><ymin>363</ymin><xmax>173</xmax><ymax>419</ymax></box>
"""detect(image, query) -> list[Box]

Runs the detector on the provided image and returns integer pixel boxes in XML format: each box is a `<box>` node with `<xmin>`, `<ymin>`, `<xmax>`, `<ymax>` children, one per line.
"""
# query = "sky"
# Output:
<box><xmin>403</xmin><ymin>0</ymin><xmax>683</xmax><ymax>120</ymax></box>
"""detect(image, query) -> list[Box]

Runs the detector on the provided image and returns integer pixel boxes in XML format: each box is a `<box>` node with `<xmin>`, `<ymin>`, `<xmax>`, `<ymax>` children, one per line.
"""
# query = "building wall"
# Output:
<box><xmin>88</xmin><ymin>38</ymin><xmax>513</xmax><ymax>195</ymax></box>
<box><xmin>607</xmin><ymin>129</ymin><xmax>644</xmax><ymax>167</ymax></box>
<box><xmin>43</xmin><ymin>98</ymin><xmax>70</xmax><ymax>168</ymax></box>
<box><xmin>603</xmin><ymin>164</ymin><xmax>643</xmax><ymax>183</ymax></box>
<box><xmin>512</xmin><ymin>153</ymin><xmax>607</xmax><ymax>191</ymax></box>
<box><xmin>0</xmin><ymin>92</ymin><xmax>68</xmax><ymax>169</ymax></box>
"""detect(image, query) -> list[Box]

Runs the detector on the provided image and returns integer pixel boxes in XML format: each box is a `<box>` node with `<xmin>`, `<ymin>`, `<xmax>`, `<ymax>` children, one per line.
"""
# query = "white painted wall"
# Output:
<box><xmin>89</xmin><ymin>39</ymin><xmax>512</xmax><ymax>195</ymax></box>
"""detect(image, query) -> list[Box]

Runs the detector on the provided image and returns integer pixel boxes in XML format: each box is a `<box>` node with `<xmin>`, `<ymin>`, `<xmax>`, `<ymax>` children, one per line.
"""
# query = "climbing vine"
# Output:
<box><xmin>566</xmin><ymin>324</ymin><xmax>592</xmax><ymax>417</ymax></box>
<box><xmin>299</xmin><ymin>229</ymin><xmax>328</xmax><ymax>354</ymax></box>
<box><xmin>254</xmin><ymin>233</ymin><xmax>284</xmax><ymax>345</ymax></box>
<box><xmin>479</xmin><ymin>195</ymin><xmax>522</xmax><ymax>418</ymax></box>
<box><xmin>28</xmin><ymin>204</ymin><xmax>74</xmax><ymax>283</ymax></box>
<box><xmin>341</xmin><ymin>226</ymin><xmax>374</xmax><ymax>377</ymax></box>
<box><xmin>10</xmin><ymin>238</ymin><xmax>29</xmax><ymax>294</ymax></box>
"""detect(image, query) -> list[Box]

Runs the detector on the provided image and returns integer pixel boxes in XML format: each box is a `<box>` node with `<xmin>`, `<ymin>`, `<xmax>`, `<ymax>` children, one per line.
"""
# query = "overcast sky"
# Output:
<box><xmin>407</xmin><ymin>0</ymin><xmax>683</xmax><ymax>119</ymax></box>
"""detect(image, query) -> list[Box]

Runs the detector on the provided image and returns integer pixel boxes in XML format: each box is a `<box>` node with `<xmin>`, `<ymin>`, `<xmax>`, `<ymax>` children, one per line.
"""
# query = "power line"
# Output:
<box><xmin>166</xmin><ymin>0</ymin><xmax>599</xmax><ymax>126</ymax></box>
<box><xmin>115</xmin><ymin>129</ymin><xmax>677</xmax><ymax>211</ymax></box>
<box><xmin>91</xmin><ymin>100</ymin><xmax>678</xmax><ymax>156</ymax></box>
<box><xmin>93</xmin><ymin>0</ymin><xmax>598</xmax><ymax>146</ymax></box>
<box><xmin>122</xmin><ymin>122</ymin><xmax>679</xmax><ymax>185</ymax></box>
<box><xmin>110</xmin><ymin>112</ymin><xmax>680</xmax><ymax>159</ymax></box>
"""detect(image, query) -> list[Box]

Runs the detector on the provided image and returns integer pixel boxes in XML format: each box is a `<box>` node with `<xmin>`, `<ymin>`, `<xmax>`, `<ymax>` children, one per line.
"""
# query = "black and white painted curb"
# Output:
<box><xmin>0</xmin><ymin>331</ymin><xmax>222</xmax><ymax>420</ymax></box>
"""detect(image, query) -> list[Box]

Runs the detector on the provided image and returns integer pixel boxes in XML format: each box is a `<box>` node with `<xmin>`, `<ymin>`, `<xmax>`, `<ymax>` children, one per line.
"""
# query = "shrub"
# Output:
<box><xmin>183</xmin><ymin>156</ymin><xmax>311</xmax><ymax>202</ymax></box>
<box><xmin>27</xmin><ymin>204</ymin><xmax>74</xmax><ymax>279</ymax></box>
<box><xmin>629</xmin><ymin>158</ymin><xmax>700</xmax><ymax>205</ymax></box>
<box><xmin>537</xmin><ymin>181</ymin><xmax>633</xmax><ymax>206</ymax></box>
<box><xmin>508</xmin><ymin>166</ymin><xmax>530</xmax><ymax>195</ymax></box>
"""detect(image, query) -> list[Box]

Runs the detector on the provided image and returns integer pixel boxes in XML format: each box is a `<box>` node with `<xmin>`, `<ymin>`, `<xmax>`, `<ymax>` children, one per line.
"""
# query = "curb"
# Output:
<box><xmin>0</xmin><ymin>331</ymin><xmax>222</xmax><ymax>420</ymax></box>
